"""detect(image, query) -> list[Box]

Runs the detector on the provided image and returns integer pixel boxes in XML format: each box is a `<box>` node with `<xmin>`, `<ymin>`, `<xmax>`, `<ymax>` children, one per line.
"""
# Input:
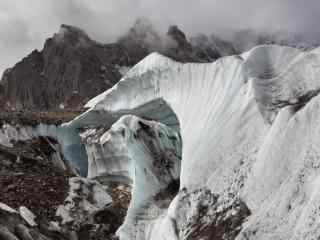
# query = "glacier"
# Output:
<box><xmin>63</xmin><ymin>44</ymin><xmax>320</xmax><ymax>239</ymax></box>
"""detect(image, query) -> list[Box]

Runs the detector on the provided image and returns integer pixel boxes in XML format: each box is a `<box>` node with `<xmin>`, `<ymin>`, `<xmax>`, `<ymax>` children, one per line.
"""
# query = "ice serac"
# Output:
<box><xmin>67</xmin><ymin>44</ymin><xmax>320</xmax><ymax>239</ymax></box>
<box><xmin>79</xmin><ymin>115</ymin><xmax>182</xmax><ymax>239</ymax></box>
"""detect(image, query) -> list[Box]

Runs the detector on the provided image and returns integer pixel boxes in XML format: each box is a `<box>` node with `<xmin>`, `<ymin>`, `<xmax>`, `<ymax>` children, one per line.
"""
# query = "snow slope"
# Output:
<box><xmin>67</xmin><ymin>44</ymin><xmax>320</xmax><ymax>239</ymax></box>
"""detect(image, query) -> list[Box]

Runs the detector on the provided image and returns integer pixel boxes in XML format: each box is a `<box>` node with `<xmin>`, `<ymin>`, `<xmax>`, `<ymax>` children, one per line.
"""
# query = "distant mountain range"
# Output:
<box><xmin>1</xmin><ymin>19</ymin><xmax>318</xmax><ymax>110</ymax></box>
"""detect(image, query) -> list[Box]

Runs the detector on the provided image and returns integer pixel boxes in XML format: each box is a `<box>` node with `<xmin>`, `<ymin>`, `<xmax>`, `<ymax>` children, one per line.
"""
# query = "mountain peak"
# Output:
<box><xmin>53</xmin><ymin>24</ymin><xmax>92</xmax><ymax>46</ymax></box>
<box><xmin>167</xmin><ymin>25</ymin><xmax>192</xmax><ymax>51</ymax></box>
<box><xmin>118</xmin><ymin>18</ymin><xmax>160</xmax><ymax>47</ymax></box>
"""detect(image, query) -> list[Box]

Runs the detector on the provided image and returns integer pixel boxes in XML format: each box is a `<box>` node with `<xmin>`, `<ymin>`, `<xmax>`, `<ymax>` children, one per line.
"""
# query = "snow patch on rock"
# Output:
<box><xmin>0</xmin><ymin>202</ymin><xmax>17</xmax><ymax>214</ymax></box>
<box><xmin>19</xmin><ymin>206</ymin><xmax>37</xmax><ymax>227</ymax></box>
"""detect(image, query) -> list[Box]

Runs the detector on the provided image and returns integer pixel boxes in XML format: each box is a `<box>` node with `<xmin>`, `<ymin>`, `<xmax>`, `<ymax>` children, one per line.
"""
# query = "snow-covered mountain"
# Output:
<box><xmin>60</xmin><ymin>44</ymin><xmax>320</xmax><ymax>239</ymax></box>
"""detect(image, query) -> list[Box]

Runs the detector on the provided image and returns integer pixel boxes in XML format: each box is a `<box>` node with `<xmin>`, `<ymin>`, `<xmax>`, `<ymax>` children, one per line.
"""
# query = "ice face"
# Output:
<box><xmin>78</xmin><ymin>115</ymin><xmax>182</xmax><ymax>239</ymax></box>
<box><xmin>65</xmin><ymin>45</ymin><xmax>320</xmax><ymax>239</ymax></box>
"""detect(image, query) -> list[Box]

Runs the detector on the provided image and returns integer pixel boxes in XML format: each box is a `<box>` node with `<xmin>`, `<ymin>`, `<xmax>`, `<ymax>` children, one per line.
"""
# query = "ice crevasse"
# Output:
<box><xmin>66</xmin><ymin>44</ymin><xmax>320</xmax><ymax>239</ymax></box>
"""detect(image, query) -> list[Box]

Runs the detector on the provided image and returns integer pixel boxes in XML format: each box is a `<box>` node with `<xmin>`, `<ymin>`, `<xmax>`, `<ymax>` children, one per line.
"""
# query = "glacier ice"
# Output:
<box><xmin>79</xmin><ymin>115</ymin><xmax>182</xmax><ymax>239</ymax></box>
<box><xmin>65</xmin><ymin>44</ymin><xmax>320</xmax><ymax>239</ymax></box>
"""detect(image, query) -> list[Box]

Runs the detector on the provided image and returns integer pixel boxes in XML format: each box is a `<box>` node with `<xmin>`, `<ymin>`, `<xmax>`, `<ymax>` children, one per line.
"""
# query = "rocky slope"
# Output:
<box><xmin>0</xmin><ymin>112</ymin><xmax>132</xmax><ymax>239</ymax></box>
<box><xmin>0</xmin><ymin>25</ymin><xmax>124</xmax><ymax>110</ymax></box>
<box><xmin>0</xmin><ymin>139</ymin><xmax>73</xmax><ymax>221</ymax></box>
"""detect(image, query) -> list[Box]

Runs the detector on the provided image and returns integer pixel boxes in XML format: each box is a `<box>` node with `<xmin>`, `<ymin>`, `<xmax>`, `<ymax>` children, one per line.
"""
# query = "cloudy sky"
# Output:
<box><xmin>1</xmin><ymin>0</ymin><xmax>320</xmax><ymax>75</ymax></box>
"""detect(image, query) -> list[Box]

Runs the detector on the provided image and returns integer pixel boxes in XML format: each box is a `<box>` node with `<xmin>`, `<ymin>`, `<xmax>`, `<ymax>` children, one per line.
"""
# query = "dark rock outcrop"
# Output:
<box><xmin>0</xmin><ymin>24</ymin><xmax>126</xmax><ymax>110</ymax></box>
<box><xmin>117</xmin><ymin>18</ymin><xmax>158</xmax><ymax>63</ymax></box>
<box><xmin>190</xmin><ymin>34</ymin><xmax>237</xmax><ymax>61</ymax></box>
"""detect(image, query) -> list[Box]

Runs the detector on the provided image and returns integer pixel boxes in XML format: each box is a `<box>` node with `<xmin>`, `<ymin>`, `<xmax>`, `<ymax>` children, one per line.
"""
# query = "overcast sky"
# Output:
<box><xmin>1</xmin><ymin>0</ymin><xmax>320</xmax><ymax>75</ymax></box>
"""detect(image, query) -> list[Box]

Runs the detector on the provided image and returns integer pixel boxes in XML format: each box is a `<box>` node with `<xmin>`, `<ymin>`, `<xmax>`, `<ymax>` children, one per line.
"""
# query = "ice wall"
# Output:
<box><xmin>80</xmin><ymin>115</ymin><xmax>182</xmax><ymax>238</ymax></box>
<box><xmin>67</xmin><ymin>45</ymin><xmax>320</xmax><ymax>239</ymax></box>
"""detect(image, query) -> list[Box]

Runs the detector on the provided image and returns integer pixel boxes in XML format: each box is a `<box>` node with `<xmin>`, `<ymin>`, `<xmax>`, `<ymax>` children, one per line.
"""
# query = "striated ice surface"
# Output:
<box><xmin>80</xmin><ymin>115</ymin><xmax>182</xmax><ymax>239</ymax></box>
<box><xmin>66</xmin><ymin>44</ymin><xmax>320</xmax><ymax>239</ymax></box>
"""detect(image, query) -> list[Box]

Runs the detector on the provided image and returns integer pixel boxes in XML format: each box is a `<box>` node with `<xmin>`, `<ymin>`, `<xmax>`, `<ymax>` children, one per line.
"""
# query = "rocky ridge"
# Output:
<box><xmin>0</xmin><ymin>20</ymin><xmax>231</xmax><ymax>110</ymax></box>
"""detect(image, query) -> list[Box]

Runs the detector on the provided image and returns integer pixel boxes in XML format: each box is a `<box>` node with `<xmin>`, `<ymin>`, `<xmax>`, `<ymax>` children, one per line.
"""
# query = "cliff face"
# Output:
<box><xmin>1</xmin><ymin>50</ymin><xmax>45</xmax><ymax>109</ymax></box>
<box><xmin>0</xmin><ymin>22</ymin><xmax>233</xmax><ymax>110</ymax></box>
<box><xmin>0</xmin><ymin>25</ymin><xmax>127</xmax><ymax>110</ymax></box>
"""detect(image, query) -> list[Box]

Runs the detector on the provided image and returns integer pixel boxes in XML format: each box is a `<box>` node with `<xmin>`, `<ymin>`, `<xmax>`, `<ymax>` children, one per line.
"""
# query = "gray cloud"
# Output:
<box><xmin>1</xmin><ymin>0</ymin><xmax>320</xmax><ymax>75</ymax></box>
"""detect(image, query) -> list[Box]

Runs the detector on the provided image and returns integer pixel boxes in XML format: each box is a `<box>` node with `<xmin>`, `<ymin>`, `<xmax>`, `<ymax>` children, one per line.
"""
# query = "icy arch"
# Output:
<box><xmin>70</xmin><ymin>51</ymin><xmax>248</xmax><ymax>188</ymax></box>
<box><xmin>67</xmin><ymin>45</ymin><xmax>320</xmax><ymax>240</ymax></box>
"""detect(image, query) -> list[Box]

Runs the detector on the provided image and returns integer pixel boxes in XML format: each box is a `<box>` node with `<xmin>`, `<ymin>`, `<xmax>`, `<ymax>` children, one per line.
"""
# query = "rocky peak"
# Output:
<box><xmin>167</xmin><ymin>25</ymin><xmax>192</xmax><ymax>51</ymax></box>
<box><xmin>0</xmin><ymin>24</ymin><xmax>123</xmax><ymax>110</ymax></box>
<box><xmin>52</xmin><ymin>24</ymin><xmax>92</xmax><ymax>47</ymax></box>
<box><xmin>118</xmin><ymin>18</ymin><xmax>160</xmax><ymax>48</ymax></box>
<box><xmin>190</xmin><ymin>33</ymin><xmax>237</xmax><ymax>59</ymax></box>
